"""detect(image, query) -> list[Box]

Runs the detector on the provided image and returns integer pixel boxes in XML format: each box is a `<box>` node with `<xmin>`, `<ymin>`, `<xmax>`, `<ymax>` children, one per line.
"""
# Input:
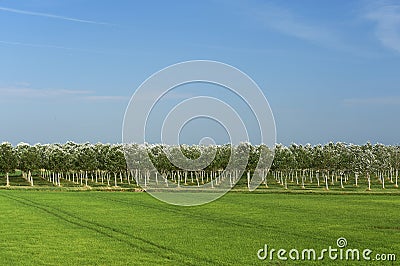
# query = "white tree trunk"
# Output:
<box><xmin>29</xmin><ymin>171</ymin><xmax>33</xmax><ymax>186</ymax></box>
<box><xmin>355</xmin><ymin>173</ymin><xmax>358</xmax><ymax>187</ymax></box>
<box><xmin>247</xmin><ymin>171</ymin><xmax>250</xmax><ymax>189</ymax></box>
<box><xmin>325</xmin><ymin>175</ymin><xmax>329</xmax><ymax>190</ymax></box>
<box><xmin>367</xmin><ymin>174</ymin><xmax>371</xmax><ymax>191</ymax></box>
<box><xmin>164</xmin><ymin>173</ymin><xmax>168</xmax><ymax>187</ymax></box>
<box><xmin>6</xmin><ymin>172</ymin><xmax>10</xmax><ymax>187</ymax></box>
<box><xmin>127</xmin><ymin>171</ymin><xmax>131</xmax><ymax>185</ymax></box>
<box><xmin>390</xmin><ymin>168</ymin><xmax>393</xmax><ymax>183</ymax></box>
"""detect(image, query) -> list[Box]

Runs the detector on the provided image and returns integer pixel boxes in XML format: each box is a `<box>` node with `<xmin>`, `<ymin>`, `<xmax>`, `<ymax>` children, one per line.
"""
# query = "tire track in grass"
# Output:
<box><xmin>91</xmin><ymin>193</ymin><xmax>334</xmax><ymax>244</ymax></box>
<box><xmin>0</xmin><ymin>193</ymin><xmax>165</xmax><ymax>260</ymax></box>
<box><xmin>91</xmin><ymin>194</ymin><xmax>261</xmax><ymax>229</ymax></box>
<box><xmin>0</xmin><ymin>192</ymin><xmax>221</xmax><ymax>266</ymax></box>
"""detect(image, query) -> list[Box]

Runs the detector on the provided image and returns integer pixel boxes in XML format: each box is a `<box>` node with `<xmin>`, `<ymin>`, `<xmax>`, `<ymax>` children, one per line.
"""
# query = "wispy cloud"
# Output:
<box><xmin>84</xmin><ymin>95</ymin><xmax>130</xmax><ymax>101</ymax></box>
<box><xmin>364</xmin><ymin>4</ymin><xmax>400</xmax><ymax>53</ymax></box>
<box><xmin>241</xmin><ymin>2</ymin><xmax>343</xmax><ymax>49</ymax></box>
<box><xmin>344</xmin><ymin>96</ymin><xmax>400</xmax><ymax>105</ymax></box>
<box><xmin>14</xmin><ymin>81</ymin><xmax>31</xmax><ymax>87</ymax></box>
<box><xmin>0</xmin><ymin>87</ymin><xmax>92</xmax><ymax>98</ymax></box>
<box><xmin>0</xmin><ymin>40</ymin><xmax>111</xmax><ymax>54</ymax></box>
<box><xmin>0</xmin><ymin>83</ymin><xmax>194</xmax><ymax>103</ymax></box>
<box><xmin>232</xmin><ymin>1</ymin><xmax>380</xmax><ymax>57</ymax></box>
<box><xmin>0</xmin><ymin>6</ymin><xmax>113</xmax><ymax>25</ymax></box>
<box><xmin>129</xmin><ymin>90</ymin><xmax>200</xmax><ymax>103</ymax></box>
<box><xmin>0</xmin><ymin>85</ymin><xmax>127</xmax><ymax>102</ymax></box>
<box><xmin>0</xmin><ymin>40</ymin><xmax>146</xmax><ymax>58</ymax></box>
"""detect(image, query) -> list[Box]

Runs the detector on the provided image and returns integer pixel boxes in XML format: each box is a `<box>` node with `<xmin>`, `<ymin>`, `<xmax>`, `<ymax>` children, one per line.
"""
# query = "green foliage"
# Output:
<box><xmin>1</xmin><ymin>142</ymin><xmax>400</xmax><ymax>181</ymax></box>
<box><xmin>0</xmin><ymin>142</ymin><xmax>17</xmax><ymax>173</ymax></box>
<box><xmin>16</xmin><ymin>143</ymin><xmax>40</xmax><ymax>172</ymax></box>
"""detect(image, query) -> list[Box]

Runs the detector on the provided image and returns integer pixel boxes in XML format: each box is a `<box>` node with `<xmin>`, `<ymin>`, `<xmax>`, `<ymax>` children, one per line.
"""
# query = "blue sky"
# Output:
<box><xmin>0</xmin><ymin>0</ymin><xmax>399</xmax><ymax>145</ymax></box>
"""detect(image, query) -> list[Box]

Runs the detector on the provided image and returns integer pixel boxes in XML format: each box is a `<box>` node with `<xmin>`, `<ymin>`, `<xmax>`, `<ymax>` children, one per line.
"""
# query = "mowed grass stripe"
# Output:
<box><xmin>0</xmin><ymin>191</ymin><xmax>220</xmax><ymax>266</ymax></box>
<box><xmin>0</xmin><ymin>192</ymin><xmax>173</xmax><ymax>263</ymax></box>
<box><xmin>0</xmin><ymin>191</ymin><xmax>166</xmax><ymax>265</ymax></box>
<box><xmin>1</xmin><ymin>191</ymin><xmax>400</xmax><ymax>265</ymax></box>
<box><xmin>88</xmin><ymin>192</ymin><xmax>335</xmax><ymax>243</ymax></box>
<box><xmin>75</xmin><ymin>191</ymin><xmax>400</xmax><ymax>263</ymax></box>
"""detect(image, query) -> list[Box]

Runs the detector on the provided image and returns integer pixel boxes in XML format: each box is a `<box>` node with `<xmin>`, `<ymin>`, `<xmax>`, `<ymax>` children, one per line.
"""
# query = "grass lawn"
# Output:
<box><xmin>0</xmin><ymin>190</ymin><xmax>399</xmax><ymax>265</ymax></box>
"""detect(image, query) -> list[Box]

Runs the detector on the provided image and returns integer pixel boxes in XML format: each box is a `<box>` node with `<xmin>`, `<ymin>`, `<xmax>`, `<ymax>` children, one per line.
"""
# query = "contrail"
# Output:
<box><xmin>0</xmin><ymin>6</ymin><xmax>113</xmax><ymax>25</ymax></box>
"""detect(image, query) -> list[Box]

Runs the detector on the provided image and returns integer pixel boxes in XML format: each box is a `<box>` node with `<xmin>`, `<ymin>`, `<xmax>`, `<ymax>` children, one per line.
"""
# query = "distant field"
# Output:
<box><xmin>0</xmin><ymin>190</ymin><xmax>398</xmax><ymax>265</ymax></box>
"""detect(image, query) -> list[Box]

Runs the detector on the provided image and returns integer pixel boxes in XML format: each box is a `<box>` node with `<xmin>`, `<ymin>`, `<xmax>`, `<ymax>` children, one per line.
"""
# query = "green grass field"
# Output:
<box><xmin>0</xmin><ymin>190</ymin><xmax>399</xmax><ymax>265</ymax></box>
